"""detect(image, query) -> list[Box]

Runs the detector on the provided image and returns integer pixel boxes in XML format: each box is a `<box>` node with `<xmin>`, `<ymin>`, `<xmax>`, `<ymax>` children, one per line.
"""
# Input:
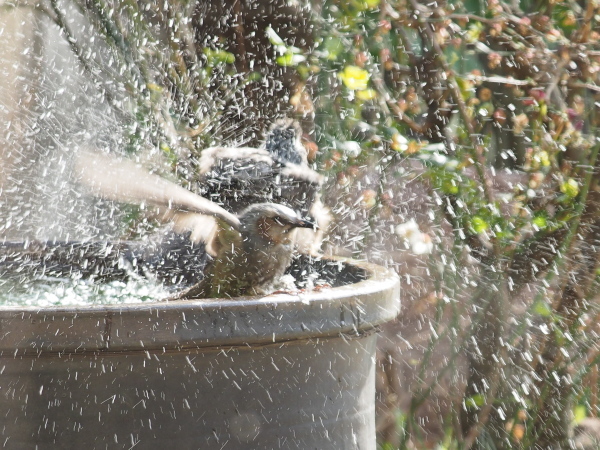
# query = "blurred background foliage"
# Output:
<box><xmin>17</xmin><ymin>0</ymin><xmax>600</xmax><ymax>447</ymax></box>
<box><xmin>308</xmin><ymin>1</ymin><xmax>600</xmax><ymax>448</ymax></box>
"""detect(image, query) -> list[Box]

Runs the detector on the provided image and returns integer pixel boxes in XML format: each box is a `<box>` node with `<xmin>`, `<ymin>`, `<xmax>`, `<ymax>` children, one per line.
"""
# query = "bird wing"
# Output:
<box><xmin>197</xmin><ymin>145</ymin><xmax>324</xmax><ymax>216</ymax></box>
<box><xmin>159</xmin><ymin>210</ymin><xmax>223</xmax><ymax>257</ymax></box>
<box><xmin>74</xmin><ymin>150</ymin><xmax>240</xmax><ymax>230</ymax></box>
<box><xmin>198</xmin><ymin>146</ymin><xmax>273</xmax><ymax>174</ymax></box>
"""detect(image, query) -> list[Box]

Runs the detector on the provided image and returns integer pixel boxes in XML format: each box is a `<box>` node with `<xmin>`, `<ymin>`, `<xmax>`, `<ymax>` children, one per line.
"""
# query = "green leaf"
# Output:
<box><xmin>247</xmin><ymin>72</ymin><xmax>262</xmax><ymax>82</ymax></box>
<box><xmin>203</xmin><ymin>48</ymin><xmax>235</xmax><ymax>65</ymax></box>
<box><xmin>267</xmin><ymin>25</ymin><xmax>305</xmax><ymax>67</ymax></box>
<box><xmin>276</xmin><ymin>53</ymin><xmax>306</xmax><ymax>67</ymax></box>
<box><xmin>465</xmin><ymin>22</ymin><xmax>485</xmax><ymax>43</ymax></box>
<box><xmin>466</xmin><ymin>394</ymin><xmax>485</xmax><ymax>409</ymax></box>
<box><xmin>379</xmin><ymin>443</ymin><xmax>395</xmax><ymax>450</ymax></box>
<box><xmin>533</xmin><ymin>300</ymin><xmax>552</xmax><ymax>317</ymax></box>
<box><xmin>442</xmin><ymin>179</ymin><xmax>459</xmax><ymax>194</ymax></box>
<box><xmin>338</xmin><ymin>65</ymin><xmax>370</xmax><ymax>90</ymax></box>
<box><xmin>363</xmin><ymin>0</ymin><xmax>380</xmax><ymax>8</ymax></box>
<box><xmin>560</xmin><ymin>178</ymin><xmax>579</xmax><ymax>198</ymax></box>
<box><xmin>470</xmin><ymin>216</ymin><xmax>489</xmax><ymax>234</ymax></box>
<box><xmin>265</xmin><ymin>26</ymin><xmax>285</xmax><ymax>46</ymax></box>
<box><xmin>463</xmin><ymin>0</ymin><xmax>485</xmax><ymax>15</ymax></box>
<box><xmin>321</xmin><ymin>36</ymin><xmax>343</xmax><ymax>61</ymax></box>
<box><xmin>532</xmin><ymin>214</ymin><xmax>547</xmax><ymax>229</ymax></box>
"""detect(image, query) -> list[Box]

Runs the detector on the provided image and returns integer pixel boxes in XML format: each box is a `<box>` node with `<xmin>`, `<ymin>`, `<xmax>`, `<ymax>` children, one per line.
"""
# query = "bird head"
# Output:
<box><xmin>239</xmin><ymin>203</ymin><xmax>316</xmax><ymax>245</ymax></box>
<box><xmin>264</xmin><ymin>119</ymin><xmax>307</xmax><ymax>166</ymax></box>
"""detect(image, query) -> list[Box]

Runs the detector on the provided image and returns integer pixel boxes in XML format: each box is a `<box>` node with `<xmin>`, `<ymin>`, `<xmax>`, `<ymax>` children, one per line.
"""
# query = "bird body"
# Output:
<box><xmin>178</xmin><ymin>203</ymin><xmax>314</xmax><ymax>299</ymax></box>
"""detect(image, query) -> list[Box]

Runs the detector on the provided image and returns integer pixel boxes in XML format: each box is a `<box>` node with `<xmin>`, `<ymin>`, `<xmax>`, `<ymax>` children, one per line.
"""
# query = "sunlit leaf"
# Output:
<box><xmin>364</xmin><ymin>0</ymin><xmax>380</xmax><ymax>8</ymax></box>
<box><xmin>429</xmin><ymin>168</ymin><xmax>462</xmax><ymax>195</ymax></box>
<box><xmin>338</xmin><ymin>65</ymin><xmax>370</xmax><ymax>90</ymax></box>
<box><xmin>470</xmin><ymin>216</ymin><xmax>489</xmax><ymax>234</ymax></box>
<box><xmin>533</xmin><ymin>300</ymin><xmax>552</xmax><ymax>317</ymax></box>
<box><xmin>266</xmin><ymin>26</ymin><xmax>305</xmax><ymax>67</ymax></box>
<box><xmin>574</xmin><ymin>405</ymin><xmax>587</xmax><ymax>423</ymax></box>
<box><xmin>356</xmin><ymin>88</ymin><xmax>377</xmax><ymax>100</ymax></box>
<box><xmin>455</xmin><ymin>76</ymin><xmax>475</xmax><ymax>101</ymax></box>
<box><xmin>560</xmin><ymin>178</ymin><xmax>579</xmax><ymax>198</ymax></box>
<box><xmin>531</xmin><ymin>150</ymin><xmax>550</xmax><ymax>168</ymax></box>
<box><xmin>390</xmin><ymin>132</ymin><xmax>408</xmax><ymax>152</ymax></box>
<box><xmin>265</xmin><ymin>26</ymin><xmax>286</xmax><ymax>46</ymax></box>
<box><xmin>465</xmin><ymin>22</ymin><xmax>485</xmax><ymax>43</ymax></box>
<box><xmin>146</xmin><ymin>83</ymin><xmax>163</xmax><ymax>92</ymax></box>
<box><xmin>203</xmin><ymin>48</ymin><xmax>235</xmax><ymax>65</ymax></box>
<box><xmin>276</xmin><ymin>53</ymin><xmax>306</xmax><ymax>67</ymax></box>
<box><xmin>532</xmin><ymin>215</ymin><xmax>547</xmax><ymax>229</ymax></box>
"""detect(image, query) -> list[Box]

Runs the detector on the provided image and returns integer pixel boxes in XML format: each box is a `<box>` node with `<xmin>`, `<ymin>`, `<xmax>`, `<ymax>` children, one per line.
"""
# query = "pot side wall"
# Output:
<box><xmin>0</xmin><ymin>334</ymin><xmax>376</xmax><ymax>450</ymax></box>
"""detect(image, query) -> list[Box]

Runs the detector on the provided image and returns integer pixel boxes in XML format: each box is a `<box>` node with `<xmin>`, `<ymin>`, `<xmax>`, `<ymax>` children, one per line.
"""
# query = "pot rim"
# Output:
<box><xmin>0</xmin><ymin>257</ymin><xmax>400</xmax><ymax>354</ymax></box>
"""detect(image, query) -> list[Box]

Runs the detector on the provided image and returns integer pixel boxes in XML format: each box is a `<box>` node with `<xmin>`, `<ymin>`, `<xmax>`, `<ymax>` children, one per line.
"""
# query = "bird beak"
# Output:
<box><xmin>295</xmin><ymin>218</ymin><xmax>318</xmax><ymax>230</ymax></box>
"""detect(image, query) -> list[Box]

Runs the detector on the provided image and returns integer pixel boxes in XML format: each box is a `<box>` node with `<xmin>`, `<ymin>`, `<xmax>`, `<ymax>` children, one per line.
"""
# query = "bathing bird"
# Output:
<box><xmin>73</xmin><ymin>150</ymin><xmax>317</xmax><ymax>298</ymax></box>
<box><xmin>174</xmin><ymin>203</ymin><xmax>315</xmax><ymax>299</ymax></box>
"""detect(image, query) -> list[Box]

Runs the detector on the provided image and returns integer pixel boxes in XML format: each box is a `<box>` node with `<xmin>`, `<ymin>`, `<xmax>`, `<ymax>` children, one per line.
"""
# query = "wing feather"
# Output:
<box><xmin>74</xmin><ymin>150</ymin><xmax>240</xmax><ymax>230</ymax></box>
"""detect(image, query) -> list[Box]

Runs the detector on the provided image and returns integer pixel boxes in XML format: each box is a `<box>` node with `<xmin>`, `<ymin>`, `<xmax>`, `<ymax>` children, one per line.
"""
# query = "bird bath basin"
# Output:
<box><xmin>0</xmin><ymin>242</ymin><xmax>399</xmax><ymax>449</ymax></box>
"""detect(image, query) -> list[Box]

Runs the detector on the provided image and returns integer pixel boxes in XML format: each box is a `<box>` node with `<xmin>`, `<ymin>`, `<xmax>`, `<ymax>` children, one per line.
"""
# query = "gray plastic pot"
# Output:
<box><xmin>0</xmin><ymin>257</ymin><xmax>399</xmax><ymax>449</ymax></box>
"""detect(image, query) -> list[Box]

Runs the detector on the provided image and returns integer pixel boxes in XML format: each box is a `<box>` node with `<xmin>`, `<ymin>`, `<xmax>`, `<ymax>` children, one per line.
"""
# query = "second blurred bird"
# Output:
<box><xmin>196</xmin><ymin>119</ymin><xmax>329</xmax><ymax>254</ymax></box>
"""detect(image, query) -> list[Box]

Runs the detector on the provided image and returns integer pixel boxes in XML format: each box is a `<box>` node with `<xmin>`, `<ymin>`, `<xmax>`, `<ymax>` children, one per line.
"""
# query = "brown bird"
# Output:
<box><xmin>73</xmin><ymin>151</ymin><xmax>316</xmax><ymax>298</ymax></box>
<box><xmin>175</xmin><ymin>203</ymin><xmax>315</xmax><ymax>299</ymax></box>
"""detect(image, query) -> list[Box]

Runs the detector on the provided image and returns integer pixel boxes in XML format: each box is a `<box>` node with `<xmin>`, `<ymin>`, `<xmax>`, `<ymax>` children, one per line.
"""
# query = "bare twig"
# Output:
<box><xmin>462</xmin><ymin>74</ymin><xmax>536</xmax><ymax>86</ymax></box>
<box><xmin>408</xmin><ymin>0</ymin><xmax>495</xmax><ymax>208</ymax></box>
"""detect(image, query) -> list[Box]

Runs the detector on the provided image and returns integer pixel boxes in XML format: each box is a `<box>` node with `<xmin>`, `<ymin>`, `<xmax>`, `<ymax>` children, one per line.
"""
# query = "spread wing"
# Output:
<box><xmin>74</xmin><ymin>150</ymin><xmax>240</xmax><ymax>230</ymax></box>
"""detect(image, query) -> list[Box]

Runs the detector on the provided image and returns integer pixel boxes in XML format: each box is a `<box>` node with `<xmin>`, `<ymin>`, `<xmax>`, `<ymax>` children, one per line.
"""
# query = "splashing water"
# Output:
<box><xmin>0</xmin><ymin>276</ymin><xmax>168</xmax><ymax>307</ymax></box>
